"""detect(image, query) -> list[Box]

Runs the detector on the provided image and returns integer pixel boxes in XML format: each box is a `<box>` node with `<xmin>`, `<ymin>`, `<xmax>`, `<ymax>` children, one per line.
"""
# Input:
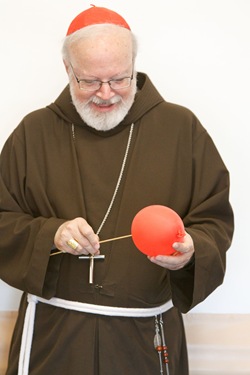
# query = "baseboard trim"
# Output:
<box><xmin>183</xmin><ymin>313</ymin><xmax>250</xmax><ymax>374</ymax></box>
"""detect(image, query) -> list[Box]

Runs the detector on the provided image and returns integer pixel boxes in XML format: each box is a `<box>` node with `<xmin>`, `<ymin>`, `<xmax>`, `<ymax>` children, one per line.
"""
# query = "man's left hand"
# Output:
<box><xmin>148</xmin><ymin>232</ymin><xmax>194</xmax><ymax>270</ymax></box>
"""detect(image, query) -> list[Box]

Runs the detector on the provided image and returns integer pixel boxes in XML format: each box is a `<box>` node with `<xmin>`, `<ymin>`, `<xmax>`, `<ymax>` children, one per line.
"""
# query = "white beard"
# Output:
<box><xmin>70</xmin><ymin>81</ymin><xmax>137</xmax><ymax>131</ymax></box>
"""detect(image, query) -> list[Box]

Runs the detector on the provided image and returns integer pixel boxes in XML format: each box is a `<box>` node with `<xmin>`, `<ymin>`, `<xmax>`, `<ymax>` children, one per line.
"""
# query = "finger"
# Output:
<box><xmin>76</xmin><ymin>232</ymin><xmax>100</xmax><ymax>255</ymax></box>
<box><xmin>77</xmin><ymin>224</ymin><xmax>100</xmax><ymax>254</ymax></box>
<box><xmin>66</xmin><ymin>238</ymin><xmax>79</xmax><ymax>251</ymax></box>
<box><xmin>54</xmin><ymin>218</ymin><xmax>100</xmax><ymax>255</ymax></box>
<box><xmin>63</xmin><ymin>235</ymin><xmax>97</xmax><ymax>256</ymax></box>
<box><xmin>63</xmin><ymin>218</ymin><xmax>100</xmax><ymax>254</ymax></box>
<box><xmin>172</xmin><ymin>237</ymin><xmax>194</xmax><ymax>254</ymax></box>
<box><xmin>148</xmin><ymin>252</ymin><xmax>191</xmax><ymax>270</ymax></box>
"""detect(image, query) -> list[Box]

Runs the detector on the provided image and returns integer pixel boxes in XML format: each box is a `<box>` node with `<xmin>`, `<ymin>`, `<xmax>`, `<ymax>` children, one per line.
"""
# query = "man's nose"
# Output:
<box><xmin>96</xmin><ymin>82</ymin><xmax>115</xmax><ymax>100</ymax></box>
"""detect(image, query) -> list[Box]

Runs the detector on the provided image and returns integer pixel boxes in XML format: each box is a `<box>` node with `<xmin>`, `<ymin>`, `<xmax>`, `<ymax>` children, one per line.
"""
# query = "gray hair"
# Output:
<box><xmin>62</xmin><ymin>24</ymin><xmax>138</xmax><ymax>64</ymax></box>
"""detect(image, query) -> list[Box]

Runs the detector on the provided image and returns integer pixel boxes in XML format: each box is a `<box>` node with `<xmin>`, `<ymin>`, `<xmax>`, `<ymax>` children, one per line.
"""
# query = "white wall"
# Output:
<box><xmin>0</xmin><ymin>0</ymin><xmax>249</xmax><ymax>313</ymax></box>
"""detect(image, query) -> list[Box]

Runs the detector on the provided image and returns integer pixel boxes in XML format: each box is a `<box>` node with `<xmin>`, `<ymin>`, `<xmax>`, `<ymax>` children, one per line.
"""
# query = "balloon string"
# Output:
<box><xmin>50</xmin><ymin>234</ymin><xmax>132</xmax><ymax>257</ymax></box>
<box><xmin>99</xmin><ymin>234</ymin><xmax>132</xmax><ymax>244</ymax></box>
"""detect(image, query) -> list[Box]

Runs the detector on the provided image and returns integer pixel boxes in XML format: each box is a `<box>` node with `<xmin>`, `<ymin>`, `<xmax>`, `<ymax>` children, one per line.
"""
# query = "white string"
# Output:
<box><xmin>73</xmin><ymin>123</ymin><xmax>134</xmax><ymax>283</ymax></box>
<box><xmin>72</xmin><ymin>123</ymin><xmax>134</xmax><ymax>236</ymax></box>
<box><xmin>96</xmin><ymin>123</ymin><xmax>134</xmax><ymax>235</ymax></box>
<box><xmin>18</xmin><ymin>295</ymin><xmax>37</xmax><ymax>375</ymax></box>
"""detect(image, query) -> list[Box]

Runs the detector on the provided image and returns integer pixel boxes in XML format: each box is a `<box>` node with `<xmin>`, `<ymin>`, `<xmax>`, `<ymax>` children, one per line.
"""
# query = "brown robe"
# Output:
<box><xmin>0</xmin><ymin>73</ymin><xmax>234</xmax><ymax>375</ymax></box>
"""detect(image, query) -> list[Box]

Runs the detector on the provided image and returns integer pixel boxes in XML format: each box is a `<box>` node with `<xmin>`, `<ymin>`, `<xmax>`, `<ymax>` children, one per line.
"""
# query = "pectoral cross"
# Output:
<box><xmin>50</xmin><ymin>234</ymin><xmax>132</xmax><ymax>284</ymax></box>
<box><xmin>78</xmin><ymin>254</ymin><xmax>105</xmax><ymax>284</ymax></box>
<box><xmin>78</xmin><ymin>234</ymin><xmax>132</xmax><ymax>284</ymax></box>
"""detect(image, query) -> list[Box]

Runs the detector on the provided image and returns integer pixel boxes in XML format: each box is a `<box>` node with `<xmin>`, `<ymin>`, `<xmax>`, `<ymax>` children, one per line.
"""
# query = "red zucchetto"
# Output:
<box><xmin>66</xmin><ymin>5</ymin><xmax>131</xmax><ymax>36</ymax></box>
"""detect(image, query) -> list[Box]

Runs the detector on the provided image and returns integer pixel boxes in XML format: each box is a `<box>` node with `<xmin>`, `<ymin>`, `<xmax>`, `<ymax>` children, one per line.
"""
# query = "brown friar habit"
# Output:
<box><xmin>0</xmin><ymin>73</ymin><xmax>234</xmax><ymax>375</ymax></box>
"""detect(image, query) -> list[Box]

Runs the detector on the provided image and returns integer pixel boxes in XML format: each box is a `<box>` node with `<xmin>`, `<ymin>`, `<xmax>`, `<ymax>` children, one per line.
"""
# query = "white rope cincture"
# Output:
<box><xmin>18</xmin><ymin>294</ymin><xmax>173</xmax><ymax>374</ymax></box>
<box><xmin>32</xmin><ymin>294</ymin><xmax>173</xmax><ymax>317</ymax></box>
<box><xmin>18</xmin><ymin>295</ymin><xmax>38</xmax><ymax>375</ymax></box>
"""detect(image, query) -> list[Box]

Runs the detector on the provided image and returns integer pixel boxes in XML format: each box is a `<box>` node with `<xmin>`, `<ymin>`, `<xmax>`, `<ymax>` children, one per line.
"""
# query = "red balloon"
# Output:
<box><xmin>131</xmin><ymin>205</ymin><xmax>185</xmax><ymax>256</ymax></box>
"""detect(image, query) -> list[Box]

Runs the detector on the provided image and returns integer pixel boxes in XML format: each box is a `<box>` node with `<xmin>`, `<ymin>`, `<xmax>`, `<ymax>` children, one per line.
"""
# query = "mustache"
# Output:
<box><xmin>90</xmin><ymin>95</ymin><xmax>122</xmax><ymax>106</ymax></box>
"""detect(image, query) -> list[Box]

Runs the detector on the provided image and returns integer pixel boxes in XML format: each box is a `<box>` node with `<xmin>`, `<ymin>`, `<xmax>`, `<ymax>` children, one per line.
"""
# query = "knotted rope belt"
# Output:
<box><xmin>18</xmin><ymin>293</ymin><xmax>173</xmax><ymax>375</ymax></box>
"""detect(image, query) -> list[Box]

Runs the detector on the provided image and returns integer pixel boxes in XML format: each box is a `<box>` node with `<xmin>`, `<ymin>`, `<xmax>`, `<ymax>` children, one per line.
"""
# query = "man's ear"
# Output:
<box><xmin>63</xmin><ymin>60</ymin><xmax>70</xmax><ymax>74</ymax></box>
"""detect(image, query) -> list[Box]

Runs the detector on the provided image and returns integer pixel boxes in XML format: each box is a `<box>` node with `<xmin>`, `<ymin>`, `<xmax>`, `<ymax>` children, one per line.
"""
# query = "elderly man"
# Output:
<box><xmin>0</xmin><ymin>6</ymin><xmax>233</xmax><ymax>375</ymax></box>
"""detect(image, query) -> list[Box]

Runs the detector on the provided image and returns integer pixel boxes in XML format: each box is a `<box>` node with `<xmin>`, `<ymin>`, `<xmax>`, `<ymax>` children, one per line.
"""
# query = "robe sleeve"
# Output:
<box><xmin>0</xmin><ymin>127</ymin><xmax>65</xmax><ymax>298</ymax></box>
<box><xmin>169</xmin><ymin>119</ymin><xmax>234</xmax><ymax>313</ymax></box>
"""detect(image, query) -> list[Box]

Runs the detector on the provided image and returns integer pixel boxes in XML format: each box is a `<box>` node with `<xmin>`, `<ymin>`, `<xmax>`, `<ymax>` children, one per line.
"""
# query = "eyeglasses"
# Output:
<box><xmin>70</xmin><ymin>63</ymin><xmax>133</xmax><ymax>91</ymax></box>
